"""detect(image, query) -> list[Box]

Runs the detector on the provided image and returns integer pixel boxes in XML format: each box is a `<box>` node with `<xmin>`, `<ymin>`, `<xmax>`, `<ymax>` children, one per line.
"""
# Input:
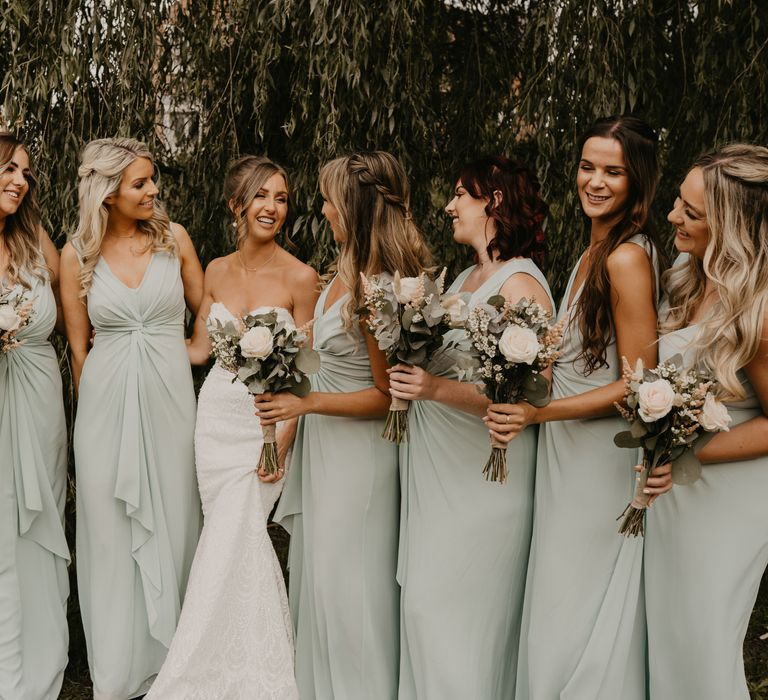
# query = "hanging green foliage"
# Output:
<box><xmin>2</xmin><ymin>2</ymin><xmax>768</xmax><ymax>694</ymax></box>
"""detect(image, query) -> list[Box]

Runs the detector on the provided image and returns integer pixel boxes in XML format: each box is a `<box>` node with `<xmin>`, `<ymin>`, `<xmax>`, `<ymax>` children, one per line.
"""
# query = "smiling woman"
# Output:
<box><xmin>486</xmin><ymin>116</ymin><xmax>666</xmax><ymax>700</ymax></box>
<box><xmin>145</xmin><ymin>155</ymin><xmax>318</xmax><ymax>699</ymax></box>
<box><xmin>58</xmin><ymin>137</ymin><xmax>205</xmax><ymax>700</ymax></box>
<box><xmin>0</xmin><ymin>132</ymin><xmax>69</xmax><ymax>700</ymax></box>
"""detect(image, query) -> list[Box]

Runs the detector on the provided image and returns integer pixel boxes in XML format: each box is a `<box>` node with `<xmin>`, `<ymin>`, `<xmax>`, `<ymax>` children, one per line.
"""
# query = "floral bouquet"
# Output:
<box><xmin>359</xmin><ymin>269</ymin><xmax>470</xmax><ymax>443</ymax></box>
<box><xmin>614</xmin><ymin>355</ymin><xmax>732</xmax><ymax>536</ymax></box>
<box><xmin>463</xmin><ymin>295</ymin><xmax>563</xmax><ymax>483</ymax></box>
<box><xmin>207</xmin><ymin>304</ymin><xmax>320</xmax><ymax>475</ymax></box>
<box><xmin>0</xmin><ymin>285</ymin><xmax>35</xmax><ymax>353</ymax></box>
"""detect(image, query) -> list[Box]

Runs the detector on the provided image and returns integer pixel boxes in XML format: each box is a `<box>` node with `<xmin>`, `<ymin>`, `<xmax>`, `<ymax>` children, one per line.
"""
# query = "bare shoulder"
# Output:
<box><xmin>291</xmin><ymin>256</ymin><xmax>320</xmax><ymax>285</ymax></box>
<box><xmin>37</xmin><ymin>225</ymin><xmax>55</xmax><ymax>248</ymax></box>
<box><xmin>500</xmin><ymin>269</ymin><xmax>552</xmax><ymax>310</ymax></box>
<box><xmin>284</xmin><ymin>253</ymin><xmax>319</xmax><ymax>286</ymax></box>
<box><xmin>606</xmin><ymin>240</ymin><xmax>652</xmax><ymax>277</ymax></box>
<box><xmin>169</xmin><ymin>221</ymin><xmax>190</xmax><ymax>240</ymax></box>
<box><xmin>60</xmin><ymin>240</ymin><xmax>79</xmax><ymax>265</ymax></box>
<box><xmin>204</xmin><ymin>253</ymin><xmax>236</xmax><ymax>280</ymax></box>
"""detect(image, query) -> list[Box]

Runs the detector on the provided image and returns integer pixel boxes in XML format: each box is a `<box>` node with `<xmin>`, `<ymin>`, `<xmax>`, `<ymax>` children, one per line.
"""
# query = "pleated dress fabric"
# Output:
<box><xmin>645</xmin><ymin>324</ymin><xmax>768</xmax><ymax>700</ymax></box>
<box><xmin>0</xmin><ymin>273</ymin><xmax>69</xmax><ymax>700</ymax></box>
<box><xmin>515</xmin><ymin>235</ymin><xmax>657</xmax><ymax>700</ymax></box>
<box><xmin>397</xmin><ymin>258</ymin><xmax>554</xmax><ymax>700</ymax></box>
<box><xmin>73</xmin><ymin>252</ymin><xmax>201</xmax><ymax>700</ymax></box>
<box><xmin>275</xmin><ymin>283</ymin><xmax>400</xmax><ymax>700</ymax></box>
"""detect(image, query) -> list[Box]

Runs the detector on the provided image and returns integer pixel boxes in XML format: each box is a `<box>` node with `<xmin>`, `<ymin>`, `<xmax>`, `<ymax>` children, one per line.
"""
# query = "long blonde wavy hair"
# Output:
<box><xmin>222</xmin><ymin>155</ymin><xmax>291</xmax><ymax>250</ymax></box>
<box><xmin>72</xmin><ymin>137</ymin><xmax>175</xmax><ymax>296</ymax></box>
<box><xmin>661</xmin><ymin>143</ymin><xmax>768</xmax><ymax>399</ymax></box>
<box><xmin>0</xmin><ymin>133</ymin><xmax>45</xmax><ymax>287</ymax></box>
<box><xmin>319</xmin><ymin>151</ymin><xmax>432</xmax><ymax>330</ymax></box>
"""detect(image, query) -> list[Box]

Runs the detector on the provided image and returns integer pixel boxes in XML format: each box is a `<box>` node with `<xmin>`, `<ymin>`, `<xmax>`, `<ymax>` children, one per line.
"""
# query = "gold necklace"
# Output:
<box><xmin>238</xmin><ymin>245</ymin><xmax>278</xmax><ymax>272</ymax></box>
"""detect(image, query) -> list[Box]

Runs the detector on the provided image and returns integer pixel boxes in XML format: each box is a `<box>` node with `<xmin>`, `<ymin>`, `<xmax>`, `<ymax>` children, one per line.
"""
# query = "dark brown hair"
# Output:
<box><xmin>458</xmin><ymin>154</ymin><xmax>548</xmax><ymax>269</ymax></box>
<box><xmin>573</xmin><ymin>115</ymin><xmax>661</xmax><ymax>373</ymax></box>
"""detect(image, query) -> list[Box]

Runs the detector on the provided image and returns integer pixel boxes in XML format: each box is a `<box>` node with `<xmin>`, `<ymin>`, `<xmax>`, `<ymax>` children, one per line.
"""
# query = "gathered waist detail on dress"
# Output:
<box><xmin>95</xmin><ymin>321</ymin><xmax>184</xmax><ymax>337</ymax></box>
<box><xmin>316</xmin><ymin>352</ymin><xmax>373</xmax><ymax>384</ymax></box>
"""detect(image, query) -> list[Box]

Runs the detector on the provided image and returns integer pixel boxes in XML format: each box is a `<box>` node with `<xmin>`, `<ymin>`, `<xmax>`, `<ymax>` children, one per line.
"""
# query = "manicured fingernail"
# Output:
<box><xmin>643</xmin><ymin>488</ymin><xmax>650</xmax><ymax>494</ymax></box>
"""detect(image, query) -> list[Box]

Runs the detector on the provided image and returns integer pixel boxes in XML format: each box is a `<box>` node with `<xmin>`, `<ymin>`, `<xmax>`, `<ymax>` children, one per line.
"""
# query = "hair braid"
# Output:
<box><xmin>348</xmin><ymin>155</ymin><xmax>411</xmax><ymax>218</ymax></box>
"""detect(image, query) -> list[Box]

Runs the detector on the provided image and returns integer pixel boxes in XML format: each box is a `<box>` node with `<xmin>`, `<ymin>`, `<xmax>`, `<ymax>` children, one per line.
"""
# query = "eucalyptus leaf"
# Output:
<box><xmin>671</xmin><ymin>448</ymin><xmax>703</xmax><ymax>485</ymax></box>
<box><xmin>295</xmin><ymin>347</ymin><xmax>321</xmax><ymax>374</ymax></box>
<box><xmin>614</xmin><ymin>431</ymin><xmax>642</xmax><ymax>449</ymax></box>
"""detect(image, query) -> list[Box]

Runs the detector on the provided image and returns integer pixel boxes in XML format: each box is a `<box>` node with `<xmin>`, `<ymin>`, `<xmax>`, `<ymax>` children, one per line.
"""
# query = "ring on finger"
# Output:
<box><xmin>506</xmin><ymin>415</ymin><xmax>511</xmax><ymax>424</ymax></box>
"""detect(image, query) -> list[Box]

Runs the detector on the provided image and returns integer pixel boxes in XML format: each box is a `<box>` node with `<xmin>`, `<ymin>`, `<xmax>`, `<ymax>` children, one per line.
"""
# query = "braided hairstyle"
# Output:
<box><xmin>319</xmin><ymin>150</ymin><xmax>432</xmax><ymax>330</ymax></box>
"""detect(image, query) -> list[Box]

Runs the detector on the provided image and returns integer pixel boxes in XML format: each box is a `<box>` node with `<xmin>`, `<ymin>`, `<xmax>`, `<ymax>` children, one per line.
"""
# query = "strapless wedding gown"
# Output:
<box><xmin>146</xmin><ymin>304</ymin><xmax>298</xmax><ymax>700</ymax></box>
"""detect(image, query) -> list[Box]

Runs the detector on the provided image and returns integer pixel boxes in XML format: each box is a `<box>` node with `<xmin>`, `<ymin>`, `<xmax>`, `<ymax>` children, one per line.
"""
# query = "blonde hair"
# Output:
<box><xmin>72</xmin><ymin>137</ymin><xmax>175</xmax><ymax>296</ymax></box>
<box><xmin>222</xmin><ymin>155</ymin><xmax>290</xmax><ymax>250</ymax></box>
<box><xmin>319</xmin><ymin>151</ymin><xmax>432</xmax><ymax>329</ymax></box>
<box><xmin>662</xmin><ymin>143</ymin><xmax>768</xmax><ymax>399</ymax></box>
<box><xmin>0</xmin><ymin>133</ymin><xmax>45</xmax><ymax>287</ymax></box>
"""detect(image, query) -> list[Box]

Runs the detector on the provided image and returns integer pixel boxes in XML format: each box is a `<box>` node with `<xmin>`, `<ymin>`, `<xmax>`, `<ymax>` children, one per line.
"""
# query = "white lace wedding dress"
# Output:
<box><xmin>145</xmin><ymin>305</ymin><xmax>298</xmax><ymax>700</ymax></box>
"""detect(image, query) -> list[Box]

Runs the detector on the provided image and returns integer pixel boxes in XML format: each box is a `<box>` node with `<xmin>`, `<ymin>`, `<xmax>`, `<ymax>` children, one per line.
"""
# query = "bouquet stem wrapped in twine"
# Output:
<box><xmin>258</xmin><ymin>423</ymin><xmax>279</xmax><ymax>475</ymax></box>
<box><xmin>483</xmin><ymin>436</ymin><xmax>509</xmax><ymax>483</ymax></box>
<box><xmin>382</xmin><ymin>396</ymin><xmax>410</xmax><ymax>443</ymax></box>
<box><xmin>617</xmin><ymin>452</ymin><xmax>652</xmax><ymax>537</ymax></box>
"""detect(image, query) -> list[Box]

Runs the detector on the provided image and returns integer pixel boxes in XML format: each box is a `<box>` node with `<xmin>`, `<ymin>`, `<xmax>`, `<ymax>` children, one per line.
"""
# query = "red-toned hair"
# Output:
<box><xmin>458</xmin><ymin>154</ymin><xmax>547</xmax><ymax>268</ymax></box>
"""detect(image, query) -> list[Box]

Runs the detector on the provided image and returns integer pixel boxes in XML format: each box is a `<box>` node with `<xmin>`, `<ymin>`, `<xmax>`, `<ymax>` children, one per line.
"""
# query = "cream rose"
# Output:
<box><xmin>0</xmin><ymin>305</ymin><xmax>22</xmax><ymax>332</ymax></box>
<box><xmin>442</xmin><ymin>293</ymin><xmax>468</xmax><ymax>326</ymax></box>
<box><xmin>394</xmin><ymin>273</ymin><xmax>422</xmax><ymax>304</ymax></box>
<box><xmin>239</xmin><ymin>326</ymin><xmax>274</xmax><ymax>359</ymax></box>
<box><xmin>498</xmin><ymin>325</ymin><xmax>540</xmax><ymax>364</ymax></box>
<box><xmin>699</xmin><ymin>393</ymin><xmax>732</xmax><ymax>432</ymax></box>
<box><xmin>637</xmin><ymin>378</ymin><xmax>676</xmax><ymax>422</ymax></box>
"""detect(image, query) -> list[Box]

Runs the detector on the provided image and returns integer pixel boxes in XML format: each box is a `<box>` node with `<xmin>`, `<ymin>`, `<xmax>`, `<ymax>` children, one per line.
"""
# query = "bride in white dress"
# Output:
<box><xmin>146</xmin><ymin>156</ymin><xmax>319</xmax><ymax>700</ymax></box>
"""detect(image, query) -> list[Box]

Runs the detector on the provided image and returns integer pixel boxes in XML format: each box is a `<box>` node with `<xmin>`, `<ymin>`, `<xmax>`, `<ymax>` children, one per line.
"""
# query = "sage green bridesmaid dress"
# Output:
<box><xmin>398</xmin><ymin>258</ymin><xmax>553</xmax><ymax>700</ymax></box>
<box><xmin>645</xmin><ymin>324</ymin><xmax>768</xmax><ymax>700</ymax></box>
<box><xmin>275</xmin><ymin>281</ymin><xmax>400</xmax><ymax>700</ymax></box>
<box><xmin>515</xmin><ymin>235</ymin><xmax>657</xmax><ymax>700</ymax></box>
<box><xmin>0</xmin><ymin>273</ymin><xmax>68</xmax><ymax>700</ymax></box>
<box><xmin>74</xmin><ymin>251</ymin><xmax>201</xmax><ymax>699</ymax></box>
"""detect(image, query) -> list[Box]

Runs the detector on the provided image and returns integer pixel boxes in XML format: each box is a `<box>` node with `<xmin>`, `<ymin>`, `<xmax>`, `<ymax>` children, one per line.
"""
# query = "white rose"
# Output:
<box><xmin>498</xmin><ymin>325</ymin><xmax>541</xmax><ymax>365</ymax></box>
<box><xmin>239</xmin><ymin>326</ymin><xmax>274</xmax><ymax>359</ymax></box>
<box><xmin>442</xmin><ymin>293</ymin><xmax>468</xmax><ymax>326</ymax></box>
<box><xmin>699</xmin><ymin>393</ymin><xmax>732</xmax><ymax>432</ymax></box>
<box><xmin>394</xmin><ymin>272</ymin><xmax>421</xmax><ymax>304</ymax></box>
<box><xmin>0</xmin><ymin>305</ymin><xmax>22</xmax><ymax>332</ymax></box>
<box><xmin>206</xmin><ymin>302</ymin><xmax>232</xmax><ymax>328</ymax></box>
<box><xmin>637</xmin><ymin>378</ymin><xmax>676</xmax><ymax>422</ymax></box>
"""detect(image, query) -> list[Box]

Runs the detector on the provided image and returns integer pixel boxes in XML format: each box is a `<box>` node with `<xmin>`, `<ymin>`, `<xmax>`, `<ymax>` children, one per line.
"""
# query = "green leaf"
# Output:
<box><xmin>295</xmin><ymin>347</ymin><xmax>320</xmax><ymax>374</ymax></box>
<box><xmin>671</xmin><ymin>448</ymin><xmax>703</xmax><ymax>486</ymax></box>
<box><xmin>487</xmin><ymin>295</ymin><xmax>506</xmax><ymax>308</ymax></box>
<box><xmin>614</xmin><ymin>431</ymin><xmax>642</xmax><ymax>449</ymax></box>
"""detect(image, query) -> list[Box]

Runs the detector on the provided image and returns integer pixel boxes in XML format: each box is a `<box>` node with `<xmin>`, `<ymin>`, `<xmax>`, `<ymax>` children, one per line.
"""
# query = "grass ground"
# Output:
<box><xmin>60</xmin><ymin>525</ymin><xmax>768</xmax><ymax>699</ymax></box>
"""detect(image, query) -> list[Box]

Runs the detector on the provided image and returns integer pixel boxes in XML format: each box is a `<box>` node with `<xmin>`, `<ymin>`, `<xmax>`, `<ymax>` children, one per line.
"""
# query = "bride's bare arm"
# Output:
<box><xmin>187</xmin><ymin>259</ymin><xmax>222</xmax><ymax>365</ymax></box>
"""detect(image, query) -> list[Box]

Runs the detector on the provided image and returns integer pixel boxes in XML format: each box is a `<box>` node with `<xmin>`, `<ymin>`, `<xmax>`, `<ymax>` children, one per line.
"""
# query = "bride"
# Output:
<box><xmin>146</xmin><ymin>156</ymin><xmax>319</xmax><ymax>699</ymax></box>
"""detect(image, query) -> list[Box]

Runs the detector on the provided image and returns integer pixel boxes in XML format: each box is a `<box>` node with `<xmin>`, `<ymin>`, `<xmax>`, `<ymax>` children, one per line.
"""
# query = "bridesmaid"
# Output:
<box><xmin>486</xmin><ymin>115</ymin><xmax>671</xmax><ymax>700</ymax></box>
<box><xmin>60</xmin><ymin>137</ymin><xmax>204</xmax><ymax>699</ymax></box>
<box><xmin>645</xmin><ymin>144</ymin><xmax>768</xmax><ymax>700</ymax></box>
<box><xmin>390</xmin><ymin>155</ymin><xmax>554</xmax><ymax>699</ymax></box>
<box><xmin>257</xmin><ymin>151</ymin><xmax>432</xmax><ymax>700</ymax></box>
<box><xmin>0</xmin><ymin>133</ymin><xmax>68</xmax><ymax>700</ymax></box>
